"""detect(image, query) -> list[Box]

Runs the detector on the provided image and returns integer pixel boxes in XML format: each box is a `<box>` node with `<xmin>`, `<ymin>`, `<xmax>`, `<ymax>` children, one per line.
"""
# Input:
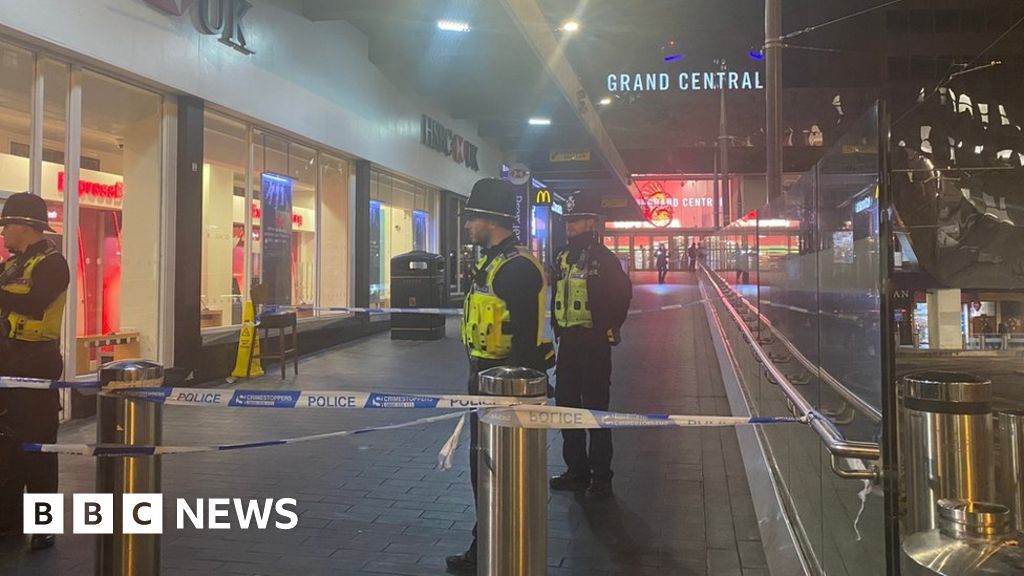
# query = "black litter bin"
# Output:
<box><xmin>391</xmin><ymin>251</ymin><xmax>447</xmax><ymax>340</ymax></box>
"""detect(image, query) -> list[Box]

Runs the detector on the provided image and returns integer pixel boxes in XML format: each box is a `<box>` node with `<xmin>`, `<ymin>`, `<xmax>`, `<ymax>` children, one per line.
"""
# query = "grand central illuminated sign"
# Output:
<box><xmin>607</xmin><ymin>71</ymin><xmax>764</xmax><ymax>92</ymax></box>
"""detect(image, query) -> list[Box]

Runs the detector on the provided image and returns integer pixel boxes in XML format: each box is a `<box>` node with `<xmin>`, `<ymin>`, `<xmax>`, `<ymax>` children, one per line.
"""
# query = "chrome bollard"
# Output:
<box><xmin>899</xmin><ymin>371</ymin><xmax>994</xmax><ymax>534</ymax></box>
<box><xmin>477</xmin><ymin>366</ymin><xmax>548</xmax><ymax>576</ymax></box>
<box><xmin>998</xmin><ymin>410</ymin><xmax>1024</xmax><ymax>532</ymax></box>
<box><xmin>902</xmin><ymin>499</ymin><xmax>1024</xmax><ymax>575</ymax></box>
<box><xmin>95</xmin><ymin>360</ymin><xmax>164</xmax><ymax>576</ymax></box>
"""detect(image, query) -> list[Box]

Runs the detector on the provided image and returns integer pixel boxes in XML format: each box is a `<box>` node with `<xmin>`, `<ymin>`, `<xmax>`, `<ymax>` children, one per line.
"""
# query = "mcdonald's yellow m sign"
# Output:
<box><xmin>534</xmin><ymin>189</ymin><xmax>552</xmax><ymax>206</ymax></box>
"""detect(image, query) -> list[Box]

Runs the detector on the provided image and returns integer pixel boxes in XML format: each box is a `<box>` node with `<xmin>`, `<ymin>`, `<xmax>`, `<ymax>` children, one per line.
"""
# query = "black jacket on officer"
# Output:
<box><xmin>549</xmin><ymin>205</ymin><xmax>632</xmax><ymax>498</ymax></box>
<box><xmin>0</xmin><ymin>193</ymin><xmax>69</xmax><ymax>543</ymax></box>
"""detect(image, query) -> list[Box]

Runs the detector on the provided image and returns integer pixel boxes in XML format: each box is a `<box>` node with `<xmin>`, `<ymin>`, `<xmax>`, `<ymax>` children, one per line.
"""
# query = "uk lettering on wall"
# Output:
<box><xmin>143</xmin><ymin>0</ymin><xmax>254</xmax><ymax>54</ymax></box>
<box><xmin>420</xmin><ymin>115</ymin><xmax>480</xmax><ymax>171</ymax></box>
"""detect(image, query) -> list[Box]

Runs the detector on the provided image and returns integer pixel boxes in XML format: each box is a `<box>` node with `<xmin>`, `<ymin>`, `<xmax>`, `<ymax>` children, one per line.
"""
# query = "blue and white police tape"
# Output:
<box><xmin>0</xmin><ymin>376</ymin><xmax>101</xmax><ymax>390</ymax></box>
<box><xmin>112</xmin><ymin>387</ymin><xmax>545</xmax><ymax>409</ymax></box>
<box><xmin>478</xmin><ymin>404</ymin><xmax>803</xmax><ymax>429</ymax></box>
<box><xmin>266</xmin><ymin>299</ymin><xmax>707</xmax><ymax>319</ymax></box>
<box><xmin>264</xmin><ymin>304</ymin><xmax>464</xmax><ymax>316</ymax></box>
<box><xmin>22</xmin><ymin>410</ymin><xmax>472</xmax><ymax>457</ymax></box>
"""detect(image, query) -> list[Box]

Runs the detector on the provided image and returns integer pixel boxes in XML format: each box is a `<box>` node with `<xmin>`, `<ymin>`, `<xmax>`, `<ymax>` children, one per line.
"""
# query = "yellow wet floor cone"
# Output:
<box><xmin>231</xmin><ymin>301</ymin><xmax>263</xmax><ymax>379</ymax></box>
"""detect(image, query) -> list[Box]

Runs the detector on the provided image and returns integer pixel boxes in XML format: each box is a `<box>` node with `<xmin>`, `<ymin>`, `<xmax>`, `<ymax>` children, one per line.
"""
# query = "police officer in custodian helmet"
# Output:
<box><xmin>548</xmin><ymin>194</ymin><xmax>631</xmax><ymax>501</ymax></box>
<box><xmin>446</xmin><ymin>178</ymin><xmax>555</xmax><ymax>574</ymax></box>
<box><xmin>0</xmin><ymin>192</ymin><xmax>70</xmax><ymax>551</ymax></box>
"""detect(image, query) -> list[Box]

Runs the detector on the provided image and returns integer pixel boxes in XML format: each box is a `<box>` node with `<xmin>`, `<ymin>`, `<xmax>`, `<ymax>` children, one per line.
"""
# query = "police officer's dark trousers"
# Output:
<box><xmin>555</xmin><ymin>327</ymin><xmax>612</xmax><ymax>481</ymax></box>
<box><xmin>0</xmin><ymin>340</ymin><xmax>62</xmax><ymax>533</ymax></box>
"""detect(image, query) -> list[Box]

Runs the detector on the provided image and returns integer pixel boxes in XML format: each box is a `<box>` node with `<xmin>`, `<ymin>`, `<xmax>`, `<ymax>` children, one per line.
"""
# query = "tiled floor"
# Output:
<box><xmin>1</xmin><ymin>271</ymin><xmax>768</xmax><ymax>575</ymax></box>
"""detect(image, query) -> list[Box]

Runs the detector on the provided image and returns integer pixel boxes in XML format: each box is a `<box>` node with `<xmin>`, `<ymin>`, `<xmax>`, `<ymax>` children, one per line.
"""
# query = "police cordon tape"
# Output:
<box><xmin>0</xmin><ymin>376</ymin><xmax>101</xmax><ymax>389</ymax></box>
<box><xmin>21</xmin><ymin>404</ymin><xmax>803</xmax><ymax>458</ymax></box>
<box><xmin>113</xmin><ymin>387</ymin><xmax>543</xmax><ymax>410</ymax></box>
<box><xmin>22</xmin><ymin>410</ymin><xmax>472</xmax><ymax>457</ymax></box>
<box><xmin>265</xmin><ymin>299</ymin><xmax>707</xmax><ymax>319</ymax></box>
<box><xmin>478</xmin><ymin>404</ymin><xmax>803</xmax><ymax>429</ymax></box>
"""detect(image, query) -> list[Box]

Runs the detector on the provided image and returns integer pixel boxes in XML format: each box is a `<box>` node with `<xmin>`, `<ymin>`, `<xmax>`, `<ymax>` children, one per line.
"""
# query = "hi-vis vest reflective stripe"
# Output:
<box><xmin>554</xmin><ymin>249</ymin><xmax>592</xmax><ymax>328</ymax></box>
<box><xmin>2</xmin><ymin>248</ymin><xmax>66</xmax><ymax>342</ymax></box>
<box><xmin>462</xmin><ymin>246</ymin><xmax>548</xmax><ymax>360</ymax></box>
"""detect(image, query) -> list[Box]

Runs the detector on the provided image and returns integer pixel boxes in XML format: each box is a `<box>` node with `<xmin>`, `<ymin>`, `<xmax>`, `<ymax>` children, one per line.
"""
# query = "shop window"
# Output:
<box><xmin>0</xmin><ymin>41</ymin><xmax>35</xmax><ymax>259</ymax></box>
<box><xmin>319</xmin><ymin>153</ymin><xmax>350</xmax><ymax>313</ymax></box>
<box><xmin>287</xmin><ymin>142</ymin><xmax>317</xmax><ymax>314</ymax></box>
<box><xmin>369</xmin><ymin>170</ymin><xmax>438</xmax><ymax>307</ymax></box>
<box><xmin>201</xmin><ymin>112</ymin><xmax>247</xmax><ymax>329</ymax></box>
<box><xmin>75</xmin><ymin>71</ymin><xmax>162</xmax><ymax>374</ymax></box>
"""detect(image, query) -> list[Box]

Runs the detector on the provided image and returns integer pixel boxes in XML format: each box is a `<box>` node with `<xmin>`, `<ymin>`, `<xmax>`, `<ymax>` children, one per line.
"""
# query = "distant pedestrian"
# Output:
<box><xmin>697</xmin><ymin>242</ymin><xmax>706</xmax><ymax>266</ymax></box>
<box><xmin>999</xmin><ymin>321</ymin><xmax>1010</xmax><ymax>350</ymax></box>
<box><xmin>686</xmin><ymin>242</ymin><xmax>698</xmax><ymax>271</ymax></box>
<box><xmin>655</xmin><ymin>244</ymin><xmax>669</xmax><ymax>284</ymax></box>
<box><xmin>736</xmin><ymin>249</ymin><xmax>750</xmax><ymax>284</ymax></box>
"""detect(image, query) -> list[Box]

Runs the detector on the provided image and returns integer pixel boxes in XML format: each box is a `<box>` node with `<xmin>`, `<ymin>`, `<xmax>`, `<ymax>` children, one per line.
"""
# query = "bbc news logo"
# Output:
<box><xmin>24</xmin><ymin>494</ymin><xmax>298</xmax><ymax>534</ymax></box>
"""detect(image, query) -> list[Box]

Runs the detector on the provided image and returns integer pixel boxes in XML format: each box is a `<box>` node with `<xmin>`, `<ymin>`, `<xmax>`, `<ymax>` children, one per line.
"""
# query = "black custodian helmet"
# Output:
<box><xmin>564</xmin><ymin>192</ymin><xmax>602</xmax><ymax>220</ymax></box>
<box><xmin>0</xmin><ymin>192</ymin><xmax>55</xmax><ymax>232</ymax></box>
<box><xmin>461</xmin><ymin>178</ymin><xmax>517</xmax><ymax>222</ymax></box>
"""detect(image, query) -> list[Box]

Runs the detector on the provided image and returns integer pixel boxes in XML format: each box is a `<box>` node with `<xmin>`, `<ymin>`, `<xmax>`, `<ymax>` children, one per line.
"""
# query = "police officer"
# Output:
<box><xmin>549</xmin><ymin>197</ymin><xmax>631</xmax><ymax>501</ymax></box>
<box><xmin>0</xmin><ymin>192</ymin><xmax>69</xmax><ymax>551</ymax></box>
<box><xmin>446</xmin><ymin>178</ymin><xmax>554</xmax><ymax>574</ymax></box>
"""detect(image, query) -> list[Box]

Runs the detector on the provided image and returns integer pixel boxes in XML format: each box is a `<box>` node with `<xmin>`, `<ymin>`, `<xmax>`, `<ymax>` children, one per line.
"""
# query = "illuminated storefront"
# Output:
<box><xmin>0</xmin><ymin>0</ymin><xmax>502</xmax><ymax>397</ymax></box>
<box><xmin>604</xmin><ymin>177</ymin><xmax>730</xmax><ymax>270</ymax></box>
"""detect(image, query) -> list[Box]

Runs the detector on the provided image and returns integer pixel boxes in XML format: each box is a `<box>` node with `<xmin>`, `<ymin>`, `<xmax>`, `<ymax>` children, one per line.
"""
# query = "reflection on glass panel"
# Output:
<box><xmin>201</xmin><ymin>112</ymin><xmax>247</xmax><ymax>329</ymax></box>
<box><xmin>76</xmin><ymin>71</ymin><xmax>162</xmax><ymax>374</ymax></box>
<box><xmin>252</xmin><ymin>131</ymin><xmax>291</xmax><ymax>304</ymax></box>
<box><xmin>891</xmin><ymin>86</ymin><xmax>1024</xmax><ymax>571</ymax></box>
<box><xmin>710</xmin><ymin>105</ymin><xmax>885</xmax><ymax>576</ymax></box>
<box><xmin>413</xmin><ymin>210</ymin><xmax>428</xmax><ymax>251</ymax></box>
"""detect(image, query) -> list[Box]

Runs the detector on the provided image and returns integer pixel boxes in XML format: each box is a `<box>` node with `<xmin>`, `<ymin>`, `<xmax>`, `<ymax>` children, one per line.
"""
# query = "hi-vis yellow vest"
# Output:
<box><xmin>462</xmin><ymin>245</ymin><xmax>548</xmax><ymax>360</ymax></box>
<box><xmin>554</xmin><ymin>249</ymin><xmax>592</xmax><ymax>329</ymax></box>
<box><xmin>1</xmin><ymin>247</ymin><xmax>66</xmax><ymax>342</ymax></box>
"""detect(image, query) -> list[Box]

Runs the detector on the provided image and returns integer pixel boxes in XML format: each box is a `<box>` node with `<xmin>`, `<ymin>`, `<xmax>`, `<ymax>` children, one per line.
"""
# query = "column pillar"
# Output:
<box><xmin>173</xmin><ymin>97</ymin><xmax>204</xmax><ymax>372</ymax></box>
<box><xmin>353</xmin><ymin>160</ymin><xmax>370</xmax><ymax>307</ymax></box>
<box><xmin>927</xmin><ymin>289</ymin><xmax>963</xmax><ymax>350</ymax></box>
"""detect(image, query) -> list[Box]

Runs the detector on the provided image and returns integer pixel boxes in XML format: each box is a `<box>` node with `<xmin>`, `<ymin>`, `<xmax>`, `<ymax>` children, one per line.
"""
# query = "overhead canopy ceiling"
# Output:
<box><xmin>292</xmin><ymin>0</ymin><xmax>768</xmax><ymax>208</ymax></box>
<box><xmin>299</xmin><ymin>0</ymin><xmax>590</xmax><ymax>149</ymax></box>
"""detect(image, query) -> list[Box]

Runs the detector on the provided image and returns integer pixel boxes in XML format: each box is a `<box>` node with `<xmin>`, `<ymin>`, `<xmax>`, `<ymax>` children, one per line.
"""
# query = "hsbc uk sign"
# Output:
<box><xmin>143</xmin><ymin>0</ymin><xmax>254</xmax><ymax>55</ymax></box>
<box><xmin>421</xmin><ymin>115</ymin><xmax>480</xmax><ymax>171</ymax></box>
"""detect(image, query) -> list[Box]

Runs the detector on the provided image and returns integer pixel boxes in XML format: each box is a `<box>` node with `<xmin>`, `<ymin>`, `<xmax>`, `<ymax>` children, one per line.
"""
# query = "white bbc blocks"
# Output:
<box><xmin>23</xmin><ymin>494</ymin><xmax>64</xmax><ymax>534</ymax></box>
<box><xmin>24</xmin><ymin>493</ymin><xmax>162</xmax><ymax>535</ymax></box>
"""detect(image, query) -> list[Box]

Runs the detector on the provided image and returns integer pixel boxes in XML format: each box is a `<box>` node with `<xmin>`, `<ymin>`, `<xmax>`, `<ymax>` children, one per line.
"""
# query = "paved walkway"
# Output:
<box><xmin>1</xmin><ymin>271</ymin><xmax>767</xmax><ymax>576</ymax></box>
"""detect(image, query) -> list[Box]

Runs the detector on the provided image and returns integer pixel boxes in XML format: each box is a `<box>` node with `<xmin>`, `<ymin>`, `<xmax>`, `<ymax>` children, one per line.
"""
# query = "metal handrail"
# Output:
<box><xmin>729</xmin><ymin>281</ymin><xmax>883</xmax><ymax>423</ymax></box>
<box><xmin>700</xmin><ymin>266</ymin><xmax>881</xmax><ymax>481</ymax></box>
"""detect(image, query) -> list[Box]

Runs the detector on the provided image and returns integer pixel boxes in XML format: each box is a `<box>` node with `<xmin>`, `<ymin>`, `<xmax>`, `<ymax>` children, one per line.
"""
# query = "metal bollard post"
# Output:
<box><xmin>477</xmin><ymin>366</ymin><xmax>548</xmax><ymax>576</ymax></box>
<box><xmin>95</xmin><ymin>360</ymin><xmax>164</xmax><ymax>576</ymax></box>
<box><xmin>899</xmin><ymin>371</ymin><xmax>994</xmax><ymax>534</ymax></box>
<box><xmin>998</xmin><ymin>410</ymin><xmax>1024</xmax><ymax>532</ymax></box>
